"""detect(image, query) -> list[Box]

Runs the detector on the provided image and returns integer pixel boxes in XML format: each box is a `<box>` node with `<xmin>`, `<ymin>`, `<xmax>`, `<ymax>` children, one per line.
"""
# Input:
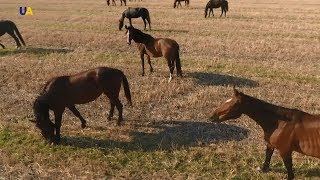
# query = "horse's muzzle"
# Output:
<box><xmin>209</xmin><ymin>115</ymin><xmax>221</xmax><ymax>123</ymax></box>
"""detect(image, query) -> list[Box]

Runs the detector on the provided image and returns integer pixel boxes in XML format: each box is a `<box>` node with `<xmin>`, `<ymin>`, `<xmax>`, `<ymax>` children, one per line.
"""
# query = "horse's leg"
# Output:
<box><xmin>68</xmin><ymin>105</ymin><xmax>87</xmax><ymax>128</ymax></box>
<box><xmin>260</xmin><ymin>146</ymin><xmax>274</xmax><ymax>172</ymax></box>
<box><xmin>112</xmin><ymin>0</ymin><xmax>116</xmax><ymax>6</ymax></box>
<box><xmin>105</xmin><ymin>93</ymin><xmax>123</xmax><ymax>126</ymax></box>
<box><xmin>114</xmin><ymin>98</ymin><xmax>123</xmax><ymax>126</ymax></box>
<box><xmin>107</xmin><ymin>102</ymin><xmax>115</xmax><ymax>120</ymax></box>
<box><xmin>53</xmin><ymin>109</ymin><xmax>64</xmax><ymax>143</ymax></box>
<box><xmin>210</xmin><ymin>8</ymin><xmax>214</xmax><ymax>17</ymax></box>
<box><xmin>7</xmin><ymin>31</ymin><xmax>22</xmax><ymax>48</ymax></box>
<box><xmin>167</xmin><ymin>57</ymin><xmax>174</xmax><ymax>82</ymax></box>
<box><xmin>129</xmin><ymin>18</ymin><xmax>133</xmax><ymax>27</ymax></box>
<box><xmin>142</xmin><ymin>18</ymin><xmax>147</xmax><ymax>30</ymax></box>
<box><xmin>280</xmin><ymin>152</ymin><xmax>294</xmax><ymax>180</ymax></box>
<box><xmin>140</xmin><ymin>51</ymin><xmax>145</xmax><ymax>76</ymax></box>
<box><xmin>0</xmin><ymin>43</ymin><xmax>5</xmax><ymax>49</ymax></box>
<box><xmin>123</xmin><ymin>0</ymin><xmax>126</xmax><ymax>6</ymax></box>
<box><xmin>147</xmin><ymin>55</ymin><xmax>153</xmax><ymax>73</ymax></box>
<box><xmin>220</xmin><ymin>7</ymin><xmax>223</xmax><ymax>17</ymax></box>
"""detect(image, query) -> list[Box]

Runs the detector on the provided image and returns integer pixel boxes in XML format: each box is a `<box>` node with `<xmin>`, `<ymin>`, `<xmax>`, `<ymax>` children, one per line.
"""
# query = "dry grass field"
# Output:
<box><xmin>0</xmin><ymin>0</ymin><xmax>319</xmax><ymax>179</ymax></box>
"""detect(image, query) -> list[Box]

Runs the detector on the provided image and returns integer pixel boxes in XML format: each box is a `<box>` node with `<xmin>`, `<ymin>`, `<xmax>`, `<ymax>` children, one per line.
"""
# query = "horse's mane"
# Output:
<box><xmin>242</xmin><ymin>93</ymin><xmax>307</xmax><ymax>122</ymax></box>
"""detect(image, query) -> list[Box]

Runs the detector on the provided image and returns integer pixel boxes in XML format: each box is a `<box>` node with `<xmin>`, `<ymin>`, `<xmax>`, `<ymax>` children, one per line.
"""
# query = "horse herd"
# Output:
<box><xmin>0</xmin><ymin>2</ymin><xmax>319</xmax><ymax>180</ymax></box>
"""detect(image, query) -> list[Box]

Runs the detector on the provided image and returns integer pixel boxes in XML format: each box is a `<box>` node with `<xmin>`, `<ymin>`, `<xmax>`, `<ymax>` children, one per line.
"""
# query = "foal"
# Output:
<box><xmin>0</xmin><ymin>20</ymin><xmax>26</xmax><ymax>49</ymax></box>
<box><xmin>125</xmin><ymin>25</ymin><xmax>182</xmax><ymax>82</ymax></box>
<box><xmin>210</xmin><ymin>88</ymin><xmax>320</xmax><ymax>180</ymax></box>
<box><xmin>32</xmin><ymin>67</ymin><xmax>132</xmax><ymax>144</ymax></box>
<box><xmin>119</xmin><ymin>7</ymin><xmax>151</xmax><ymax>30</ymax></box>
<box><xmin>204</xmin><ymin>0</ymin><xmax>228</xmax><ymax>18</ymax></box>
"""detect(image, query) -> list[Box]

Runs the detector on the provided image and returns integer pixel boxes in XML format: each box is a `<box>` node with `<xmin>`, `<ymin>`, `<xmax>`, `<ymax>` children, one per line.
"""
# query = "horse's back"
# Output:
<box><xmin>158</xmin><ymin>38</ymin><xmax>179</xmax><ymax>50</ymax></box>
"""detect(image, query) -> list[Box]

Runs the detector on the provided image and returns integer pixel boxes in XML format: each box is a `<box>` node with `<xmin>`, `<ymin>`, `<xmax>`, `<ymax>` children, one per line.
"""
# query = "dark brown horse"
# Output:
<box><xmin>125</xmin><ymin>25</ymin><xmax>182</xmax><ymax>82</ymax></box>
<box><xmin>119</xmin><ymin>7</ymin><xmax>151</xmax><ymax>31</ymax></box>
<box><xmin>106</xmin><ymin>0</ymin><xmax>126</xmax><ymax>6</ymax></box>
<box><xmin>210</xmin><ymin>88</ymin><xmax>320</xmax><ymax>180</ymax></box>
<box><xmin>204</xmin><ymin>0</ymin><xmax>228</xmax><ymax>18</ymax></box>
<box><xmin>0</xmin><ymin>20</ymin><xmax>26</xmax><ymax>49</ymax></box>
<box><xmin>174</xmin><ymin>0</ymin><xmax>190</xmax><ymax>8</ymax></box>
<box><xmin>32</xmin><ymin>67</ymin><xmax>132</xmax><ymax>144</ymax></box>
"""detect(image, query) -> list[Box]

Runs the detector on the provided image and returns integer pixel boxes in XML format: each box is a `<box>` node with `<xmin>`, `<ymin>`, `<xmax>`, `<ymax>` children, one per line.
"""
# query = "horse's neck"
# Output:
<box><xmin>120</xmin><ymin>12</ymin><xmax>125</xmax><ymax>21</ymax></box>
<box><xmin>135</xmin><ymin>33</ymin><xmax>155</xmax><ymax>44</ymax></box>
<box><xmin>242</xmin><ymin>95</ymin><xmax>303</xmax><ymax>132</ymax></box>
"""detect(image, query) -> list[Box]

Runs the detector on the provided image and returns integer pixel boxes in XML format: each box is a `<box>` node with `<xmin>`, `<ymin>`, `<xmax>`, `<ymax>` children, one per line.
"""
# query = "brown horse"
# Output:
<box><xmin>210</xmin><ymin>88</ymin><xmax>320</xmax><ymax>180</ymax></box>
<box><xmin>204</xmin><ymin>0</ymin><xmax>228</xmax><ymax>18</ymax></box>
<box><xmin>174</xmin><ymin>0</ymin><xmax>190</xmax><ymax>8</ymax></box>
<box><xmin>106</xmin><ymin>0</ymin><xmax>126</xmax><ymax>6</ymax></box>
<box><xmin>125</xmin><ymin>25</ymin><xmax>182</xmax><ymax>82</ymax></box>
<box><xmin>32</xmin><ymin>67</ymin><xmax>132</xmax><ymax>144</ymax></box>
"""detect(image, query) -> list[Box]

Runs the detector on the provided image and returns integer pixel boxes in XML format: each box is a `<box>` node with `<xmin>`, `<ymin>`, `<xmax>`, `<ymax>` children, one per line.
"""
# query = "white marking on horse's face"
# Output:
<box><xmin>126</xmin><ymin>30</ymin><xmax>131</xmax><ymax>45</ymax></box>
<box><xmin>168</xmin><ymin>73</ymin><xmax>172</xmax><ymax>83</ymax></box>
<box><xmin>225</xmin><ymin>98</ymin><xmax>233</xmax><ymax>103</ymax></box>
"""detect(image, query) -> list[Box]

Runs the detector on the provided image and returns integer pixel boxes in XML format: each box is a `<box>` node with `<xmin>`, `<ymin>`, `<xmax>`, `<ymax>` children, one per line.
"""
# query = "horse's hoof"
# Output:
<box><xmin>107</xmin><ymin>117</ymin><xmax>112</xmax><ymax>121</ymax></box>
<box><xmin>257</xmin><ymin>165</ymin><xmax>270</xmax><ymax>173</ymax></box>
<box><xmin>81</xmin><ymin>123</ymin><xmax>87</xmax><ymax>129</ymax></box>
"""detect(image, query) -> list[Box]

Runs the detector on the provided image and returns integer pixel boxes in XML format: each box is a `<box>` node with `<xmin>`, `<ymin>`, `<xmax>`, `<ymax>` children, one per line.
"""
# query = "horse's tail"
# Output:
<box><xmin>225</xmin><ymin>1</ymin><xmax>229</xmax><ymax>11</ymax></box>
<box><xmin>12</xmin><ymin>22</ymin><xmax>26</xmax><ymax>46</ymax></box>
<box><xmin>175</xmin><ymin>44</ymin><xmax>183</xmax><ymax>76</ymax></box>
<box><xmin>121</xmin><ymin>72</ymin><xmax>132</xmax><ymax>106</ymax></box>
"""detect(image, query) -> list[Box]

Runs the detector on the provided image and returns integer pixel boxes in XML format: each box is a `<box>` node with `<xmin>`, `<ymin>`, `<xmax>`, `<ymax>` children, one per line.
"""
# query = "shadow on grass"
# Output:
<box><xmin>150</xmin><ymin>29</ymin><xmax>189</xmax><ymax>33</ymax></box>
<box><xmin>0</xmin><ymin>47</ymin><xmax>73</xmax><ymax>56</ymax></box>
<box><xmin>272</xmin><ymin>165</ymin><xmax>320</xmax><ymax>178</ymax></box>
<box><xmin>189</xmin><ymin>72</ymin><xmax>258</xmax><ymax>87</ymax></box>
<box><xmin>61</xmin><ymin>120</ymin><xmax>249</xmax><ymax>152</ymax></box>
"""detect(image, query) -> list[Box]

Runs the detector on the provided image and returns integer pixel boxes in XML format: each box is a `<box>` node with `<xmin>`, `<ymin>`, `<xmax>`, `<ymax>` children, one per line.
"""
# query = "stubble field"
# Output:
<box><xmin>0</xmin><ymin>0</ymin><xmax>319</xmax><ymax>179</ymax></box>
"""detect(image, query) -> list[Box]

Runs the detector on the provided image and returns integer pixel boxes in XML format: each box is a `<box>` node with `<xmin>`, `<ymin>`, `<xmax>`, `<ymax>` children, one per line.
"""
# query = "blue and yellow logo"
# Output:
<box><xmin>19</xmin><ymin>6</ymin><xmax>33</xmax><ymax>16</ymax></box>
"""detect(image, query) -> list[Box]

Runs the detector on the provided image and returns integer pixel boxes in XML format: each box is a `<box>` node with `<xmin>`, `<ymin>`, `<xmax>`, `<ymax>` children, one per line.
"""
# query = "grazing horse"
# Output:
<box><xmin>125</xmin><ymin>25</ymin><xmax>182</xmax><ymax>82</ymax></box>
<box><xmin>0</xmin><ymin>20</ymin><xmax>26</xmax><ymax>49</ymax></box>
<box><xmin>174</xmin><ymin>0</ymin><xmax>190</xmax><ymax>8</ymax></box>
<box><xmin>119</xmin><ymin>7</ymin><xmax>151</xmax><ymax>31</ymax></box>
<box><xmin>32</xmin><ymin>67</ymin><xmax>132</xmax><ymax>144</ymax></box>
<box><xmin>204</xmin><ymin>0</ymin><xmax>228</xmax><ymax>18</ymax></box>
<box><xmin>210</xmin><ymin>88</ymin><xmax>320</xmax><ymax>180</ymax></box>
<box><xmin>106</xmin><ymin>0</ymin><xmax>126</xmax><ymax>6</ymax></box>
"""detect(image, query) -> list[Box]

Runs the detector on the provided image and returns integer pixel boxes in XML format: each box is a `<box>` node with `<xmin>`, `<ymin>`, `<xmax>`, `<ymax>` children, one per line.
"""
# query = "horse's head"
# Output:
<box><xmin>119</xmin><ymin>19</ymin><xmax>124</xmax><ymax>30</ymax></box>
<box><xmin>32</xmin><ymin>96</ymin><xmax>55</xmax><ymax>143</ymax></box>
<box><xmin>210</xmin><ymin>87</ymin><xmax>243</xmax><ymax>123</ymax></box>
<box><xmin>125</xmin><ymin>25</ymin><xmax>135</xmax><ymax>45</ymax></box>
